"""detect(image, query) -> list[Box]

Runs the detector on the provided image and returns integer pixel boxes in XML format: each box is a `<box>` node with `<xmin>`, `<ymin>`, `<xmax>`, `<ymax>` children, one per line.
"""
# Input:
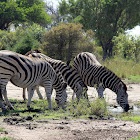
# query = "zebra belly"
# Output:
<box><xmin>10</xmin><ymin>75</ymin><xmax>41</xmax><ymax>88</ymax></box>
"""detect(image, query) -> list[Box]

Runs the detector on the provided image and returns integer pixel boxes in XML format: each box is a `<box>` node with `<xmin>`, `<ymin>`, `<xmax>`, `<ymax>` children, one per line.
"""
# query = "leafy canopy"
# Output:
<box><xmin>59</xmin><ymin>0</ymin><xmax>140</xmax><ymax>59</ymax></box>
<box><xmin>0</xmin><ymin>0</ymin><xmax>51</xmax><ymax>30</ymax></box>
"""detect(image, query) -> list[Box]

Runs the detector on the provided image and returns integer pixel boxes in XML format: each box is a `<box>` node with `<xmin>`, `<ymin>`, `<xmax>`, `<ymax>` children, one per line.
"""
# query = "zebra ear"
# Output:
<box><xmin>119</xmin><ymin>82</ymin><xmax>123</xmax><ymax>89</ymax></box>
<box><xmin>119</xmin><ymin>82</ymin><xmax>127</xmax><ymax>91</ymax></box>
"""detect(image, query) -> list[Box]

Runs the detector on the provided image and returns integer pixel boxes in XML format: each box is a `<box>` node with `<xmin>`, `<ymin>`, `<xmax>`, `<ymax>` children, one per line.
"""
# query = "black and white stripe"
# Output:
<box><xmin>0</xmin><ymin>50</ymin><xmax>67</xmax><ymax>111</ymax></box>
<box><xmin>26</xmin><ymin>51</ymin><xmax>88</xmax><ymax>101</ymax></box>
<box><xmin>72</xmin><ymin>52</ymin><xmax>129</xmax><ymax>112</ymax></box>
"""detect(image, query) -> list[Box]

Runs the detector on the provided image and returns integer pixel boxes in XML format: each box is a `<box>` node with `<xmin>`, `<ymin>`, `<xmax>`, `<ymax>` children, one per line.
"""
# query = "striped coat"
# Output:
<box><xmin>0</xmin><ymin>50</ymin><xmax>67</xmax><ymax>111</ymax></box>
<box><xmin>26</xmin><ymin>51</ymin><xmax>88</xmax><ymax>101</ymax></box>
<box><xmin>72</xmin><ymin>52</ymin><xmax>129</xmax><ymax>112</ymax></box>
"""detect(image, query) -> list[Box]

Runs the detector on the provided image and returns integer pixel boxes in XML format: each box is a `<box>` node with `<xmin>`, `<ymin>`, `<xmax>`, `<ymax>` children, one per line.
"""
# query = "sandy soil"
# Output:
<box><xmin>0</xmin><ymin>82</ymin><xmax>140</xmax><ymax>140</ymax></box>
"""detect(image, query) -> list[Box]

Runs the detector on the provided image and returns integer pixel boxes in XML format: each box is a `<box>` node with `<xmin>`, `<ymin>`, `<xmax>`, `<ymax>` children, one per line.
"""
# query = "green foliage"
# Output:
<box><xmin>59</xmin><ymin>0</ymin><xmax>140</xmax><ymax>59</ymax></box>
<box><xmin>113</xmin><ymin>33</ymin><xmax>140</xmax><ymax>61</ymax></box>
<box><xmin>42</xmin><ymin>23</ymin><xmax>95</xmax><ymax>61</ymax></box>
<box><xmin>67</xmin><ymin>98</ymin><xmax>108</xmax><ymax>117</ymax></box>
<box><xmin>0</xmin><ymin>0</ymin><xmax>51</xmax><ymax>30</ymax></box>
<box><xmin>0</xmin><ymin>30</ymin><xmax>17</xmax><ymax>50</ymax></box>
<box><xmin>0</xmin><ymin>23</ymin><xmax>45</xmax><ymax>54</ymax></box>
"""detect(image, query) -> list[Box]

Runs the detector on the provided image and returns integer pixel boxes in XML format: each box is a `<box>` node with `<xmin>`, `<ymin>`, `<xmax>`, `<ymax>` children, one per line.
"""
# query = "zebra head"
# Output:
<box><xmin>116</xmin><ymin>82</ymin><xmax>129</xmax><ymax>112</ymax></box>
<box><xmin>74</xmin><ymin>83</ymin><xmax>88</xmax><ymax>101</ymax></box>
<box><xmin>55</xmin><ymin>82</ymin><xmax>67</xmax><ymax>109</ymax></box>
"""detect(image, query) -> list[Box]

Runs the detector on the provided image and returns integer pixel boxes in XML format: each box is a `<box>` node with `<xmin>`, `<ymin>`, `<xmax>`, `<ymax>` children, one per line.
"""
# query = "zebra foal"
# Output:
<box><xmin>25</xmin><ymin>50</ymin><xmax>88</xmax><ymax>101</ymax></box>
<box><xmin>0</xmin><ymin>50</ymin><xmax>67</xmax><ymax>112</ymax></box>
<box><xmin>72</xmin><ymin>52</ymin><xmax>130</xmax><ymax>112</ymax></box>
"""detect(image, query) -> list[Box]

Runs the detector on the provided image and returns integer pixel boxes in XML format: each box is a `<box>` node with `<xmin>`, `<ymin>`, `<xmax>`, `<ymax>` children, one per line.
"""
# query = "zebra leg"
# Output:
<box><xmin>23</xmin><ymin>88</ymin><xmax>26</xmax><ymax>100</ymax></box>
<box><xmin>27</xmin><ymin>87</ymin><xmax>35</xmax><ymax>109</ymax></box>
<box><xmin>96</xmin><ymin>85</ymin><xmax>104</xmax><ymax>98</ymax></box>
<box><xmin>72</xmin><ymin>92</ymin><xmax>76</xmax><ymax>100</ymax></box>
<box><xmin>0</xmin><ymin>89</ymin><xmax>7</xmax><ymax>112</ymax></box>
<box><xmin>3</xmin><ymin>88</ymin><xmax>14</xmax><ymax>110</ymax></box>
<box><xmin>36</xmin><ymin>86</ymin><xmax>43</xmax><ymax>100</ymax></box>
<box><xmin>44</xmin><ymin>85</ymin><xmax>52</xmax><ymax>110</ymax></box>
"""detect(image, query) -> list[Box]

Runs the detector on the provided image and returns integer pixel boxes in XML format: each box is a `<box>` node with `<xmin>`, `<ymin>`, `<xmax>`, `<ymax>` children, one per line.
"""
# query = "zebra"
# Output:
<box><xmin>22</xmin><ymin>50</ymin><xmax>66</xmax><ymax>101</ymax></box>
<box><xmin>0</xmin><ymin>50</ymin><xmax>67</xmax><ymax>112</ymax></box>
<box><xmin>25</xmin><ymin>50</ymin><xmax>88</xmax><ymax>102</ymax></box>
<box><xmin>72</xmin><ymin>52</ymin><xmax>130</xmax><ymax>112</ymax></box>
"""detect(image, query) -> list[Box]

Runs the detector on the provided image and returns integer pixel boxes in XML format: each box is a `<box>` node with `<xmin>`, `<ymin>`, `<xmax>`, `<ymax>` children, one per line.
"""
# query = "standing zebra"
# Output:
<box><xmin>72</xmin><ymin>52</ymin><xmax>129</xmax><ymax>112</ymax></box>
<box><xmin>0</xmin><ymin>50</ymin><xmax>67</xmax><ymax>111</ymax></box>
<box><xmin>25</xmin><ymin>50</ymin><xmax>88</xmax><ymax>101</ymax></box>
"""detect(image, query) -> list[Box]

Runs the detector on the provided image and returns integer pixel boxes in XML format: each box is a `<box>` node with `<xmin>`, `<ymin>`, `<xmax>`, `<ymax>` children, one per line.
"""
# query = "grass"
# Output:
<box><xmin>0</xmin><ymin>98</ymin><xmax>109</xmax><ymax>120</ymax></box>
<box><xmin>0</xmin><ymin>128</ymin><xmax>7</xmax><ymax>133</ymax></box>
<box><xmin>0</xmin><ymin>137</ymin><xmax>11</xmax><ymax>140</ymax></box>
<box><xmin>122</xmin><ymin>115</ymin><xmax>140</xmax><ymax>123</ymax></box>
<box><xmin>129</xmin><ymin>136</ymin><xmax>140</xmax><ymax>140</ymax></box>
<box><xmin>135</xmin><ymin>102</ymin><xmax>140</xmax><ymax>107</ymax></box>
<box><xmin>0</xmin><ymin>128</ymin><xmax>10</xmax><ymax>140</ymax></box>
<box><xmin>127</xmin><ymin>75</ymin><xmax>140</xmax><ymax>83</ymax></box>
<box><xmin>103</xmin><ymin>57</ymin><xmax>140</xmax><ymax>82</ymax></box>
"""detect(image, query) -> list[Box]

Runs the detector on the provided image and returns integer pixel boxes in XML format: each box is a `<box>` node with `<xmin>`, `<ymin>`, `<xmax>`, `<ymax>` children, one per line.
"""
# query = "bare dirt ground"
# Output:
<box><xmin>0</xmin><ymin>82</ymin><xmax>140</xmax><ymax>140</ymax></box>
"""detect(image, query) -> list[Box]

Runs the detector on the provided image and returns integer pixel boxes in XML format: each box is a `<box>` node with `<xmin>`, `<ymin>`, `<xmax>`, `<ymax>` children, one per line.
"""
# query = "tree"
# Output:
<box><xmin>113</xmin><ymin>33</ymin><xmax>140</xmax><ymax>62</ymax></box>
<box><xmin>0</xmin><ymin>23</ymin><xmax>45</xmax><ymax>54</ymax></box>
<box><xmin>59</xmin><ymin>0</ymin><xmax>140</xmax><ymax>60</ymax></box>
<box><xmin>41</xmin><ymin>23</ymin><xmax>95</xmax><ymax>62</ymax></box>
<box><xmin>0</xmin><ymin>0</ymin><xmax>51</xmax><ymax>30</ymax></box>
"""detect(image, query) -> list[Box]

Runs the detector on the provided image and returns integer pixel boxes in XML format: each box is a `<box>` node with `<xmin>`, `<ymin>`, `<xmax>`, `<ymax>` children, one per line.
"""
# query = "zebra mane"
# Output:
<box><xmin>25</xmin><ymin>49</ymin><xmax>41</xmax><ymax>56</ymax></box>
<box><xmin>103</xmin><ymin>66</ymin><xmax>127</xmax><ymax>91</ymax></box>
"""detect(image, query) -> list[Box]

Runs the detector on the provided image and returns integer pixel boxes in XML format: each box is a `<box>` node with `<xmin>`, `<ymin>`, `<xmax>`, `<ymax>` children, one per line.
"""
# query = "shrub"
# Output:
<box><xmin>42</xmin><ymin>23</ymin><xmax>95</xmax><ymax>62</ymax></box>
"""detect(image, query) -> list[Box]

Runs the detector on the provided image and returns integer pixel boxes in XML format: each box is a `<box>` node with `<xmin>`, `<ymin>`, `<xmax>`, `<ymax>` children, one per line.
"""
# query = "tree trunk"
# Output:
<box><xmin>102</xmin><ymin>41</ymin><xmax>113</xmax><ymax>60</ymax></box>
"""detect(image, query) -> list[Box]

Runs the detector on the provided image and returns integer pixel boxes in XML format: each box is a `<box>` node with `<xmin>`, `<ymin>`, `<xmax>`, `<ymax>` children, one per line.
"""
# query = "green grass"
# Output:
<box><xmin>103</xmin><ymin>57</ymin><xmax>140</xmax><ymax>82</ymax></box>
<box><xmin>0</xmin><ymin>137</ymin><xmax>11</xmax><ymax>140</ymax></box>
<box><xmin>127</xmin><ymin>75</ymin><xmax>140</xmax><ymax>83</ymax></box>
<box><xmin>1</xmin><ymin>98</ymin><xmax>140</xmax><ymax>125</ymax></box>
<box><xmin>0</xmin><ymin>128</ymin><xmax>10</xmax><ymax>140</ymax></box>
<box><xmin>129</xmin><ymin>136</ymin><xmax>140</xmax><ymax>140</ymax></box>
<box><xmin>0</xmin><ymin>128</ymin><xmax>7</xmax><ymax>133</ymax></box>
<box><xmin>135</xmin><ymin>102</ymin><xmax>140</xmax><ymax>107</ymax></box>
<box><xmin>121</xmin><ymin>115</ymin><xmax>140</xmax><ymax>123</ymax></box>
<box><xmin>0</xmin><ymin>98</ymin><xmax>109</xmax><ymax>120</ymax></box>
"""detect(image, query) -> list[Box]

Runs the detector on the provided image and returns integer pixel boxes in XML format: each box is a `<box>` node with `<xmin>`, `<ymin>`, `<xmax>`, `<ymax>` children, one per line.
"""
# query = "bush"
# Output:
<box><xmin>0</xmin><ymin>23</ymin><xmax>45</xmax><ymax>54</ymax></box>
<box><xmin>42</xmin><ymin>23</ymin><xmax>95</xmax><ymax>62</ymax></box>
<box><xmin>68</xmin><ymin>98</ymin><xmax>108</xmax><ymax>117</ymax></box>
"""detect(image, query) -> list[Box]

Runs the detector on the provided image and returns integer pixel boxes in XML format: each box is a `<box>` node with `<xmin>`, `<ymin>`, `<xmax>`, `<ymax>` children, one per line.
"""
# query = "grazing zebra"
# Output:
<box><xmin>25</xmin><ymin>50</ymin><xmax>88</xmax><ymax>101</ymax></box>
<box><xmin>72</xmin><ymin>52</ymin><xmax>130</xmax><ymax>112</ymax></box>
<box><xmin>0</xmin><ymin>50</ymin><xmax>67</xmax><ymax>111</ymax></box>
<box><xmin>22</xmin><ymin>50</ymin><xmax>66</xmax><ymax>100</ymax></box>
